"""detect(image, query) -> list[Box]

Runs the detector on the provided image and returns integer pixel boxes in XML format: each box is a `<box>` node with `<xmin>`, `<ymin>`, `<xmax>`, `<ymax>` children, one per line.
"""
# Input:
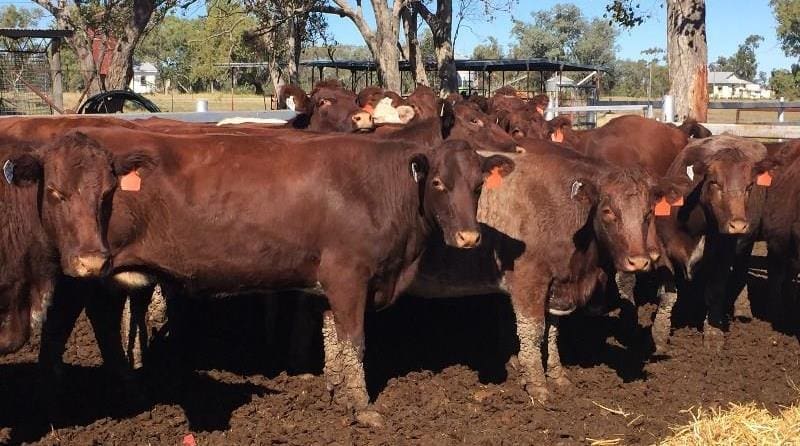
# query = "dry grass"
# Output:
<box><xmin>659</xmin><ymin>403</ymin><xmax>800</xmax><ymax>445</ymax></box>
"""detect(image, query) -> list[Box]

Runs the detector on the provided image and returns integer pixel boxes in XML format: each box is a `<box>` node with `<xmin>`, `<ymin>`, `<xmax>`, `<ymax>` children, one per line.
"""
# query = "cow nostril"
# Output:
<box><xmin>728</xmin><ymin>220</ymin><xmax>749</xmax><ymax>233</ymax></box>
<box><xmin>626</xmin><ymin>256</ymin><xmax>650</xmax><ymax>271</ymax></box>
<box><xmin>455</xmin><ymin>231</ymin><xmax>480</xmax><ymax>248</ymax></box>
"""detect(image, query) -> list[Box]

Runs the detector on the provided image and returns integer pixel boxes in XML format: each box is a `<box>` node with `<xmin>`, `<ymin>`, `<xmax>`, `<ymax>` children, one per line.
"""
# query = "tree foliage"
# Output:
<box><xmin>510</xmin><ymin>3</ymin><xmax>618</xmax><ymax>66</ymax></box>
<box><xmin>772</xmin><ymin>0</ymin><xmax>800</xmax><ymax>59</ymax></box>
<box><xmin>708</xmin><ymin>34</ymin><xmax>763</xmax><ymax>81</ymax></box>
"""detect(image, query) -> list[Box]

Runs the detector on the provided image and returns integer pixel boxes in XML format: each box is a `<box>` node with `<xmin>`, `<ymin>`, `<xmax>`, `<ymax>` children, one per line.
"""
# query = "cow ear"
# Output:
<box><xmin>4</xmin><ymin>153</ymin><xmax>42</xmax><ymax>187</ymax></box>
<box><xmin>112</xmin><ymin>152</ymin><xmax>155</xmax><ymax>177</ymax></box>
<box><xmin>653</xmin><ymin>177</ymin><xmax>691</xmax><ymax>207</ymax></box>
<box><xmin>754</xmin><ymin>157</ymin><xmax>780</xmax><ymax>187</ymax></box>
<box><xmin>409</xmin><ymin>154</ymin><xmax>429</xmax><ymax>183</ymax></box>
<box><xmin>481</xmin><ymin>155</ymin><xmax>515</xmax><ymax>177</ymax></box>
<box><xmin>397</xmin><ymin>105</ymin><xmax>416</xmax><ymax>124</ymax></box>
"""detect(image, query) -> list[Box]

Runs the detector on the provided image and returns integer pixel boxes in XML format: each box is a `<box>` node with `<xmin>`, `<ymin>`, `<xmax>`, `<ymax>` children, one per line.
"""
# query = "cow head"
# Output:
<box><xmin>4</xmin><ymin>132</ymin><xmax>153</xmax><ymax>278</ymax></box>
<box><xmin>407</xmin><ymin>84</ymin><xmax>440</xmax><ymax>121</ymax></box>
<box><xmin>688</xmin><ymin>148</ymin><xmax>777</xmax><ymax>234</ymax></box>
<box><xmin>572</xmin><ymin>168</ymin><xmax>678</xmax><ymax>272</ymax></box>
<box><xmin>308</xmin><ymin>84</ymin><xmax>374</xmax><ymax>133</ymax></box>
<box><xmin>448</xmin><ymin>103</ymin><xmax>525</xmax><ymax>153</ymax></box>
<box><xmin>505</xmin><ymin>110</ymin><xmax>551</xmax><ymax>141</ymax></box>
<box><xmin>411</xmin><ymin>140</ymin><xmax>515</xmax><ymax>248</ymax></box>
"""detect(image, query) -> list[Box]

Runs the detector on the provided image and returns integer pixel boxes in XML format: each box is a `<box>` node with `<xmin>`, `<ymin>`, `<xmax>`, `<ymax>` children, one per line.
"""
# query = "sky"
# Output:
<box><xmin>313</xmin><ymin>0</ymin><xmax>794</xmax><ymax>75</ymax></box>
<box><xmin>15</xmin><ymin>0</ymin><xmax>795</xmax><ymax>74</ymax></box>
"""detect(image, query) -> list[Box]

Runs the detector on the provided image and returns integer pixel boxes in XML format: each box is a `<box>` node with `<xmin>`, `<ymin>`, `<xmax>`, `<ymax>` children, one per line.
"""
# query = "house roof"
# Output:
<box><xmin>708</xmin><ymin>71</ymin><xmax>751</xmax><ymax>85</ymax></box>
<box><xmin>134</xmin><ymin>62</ymin><xmax>158</xmax><ymax>73</ymax></box>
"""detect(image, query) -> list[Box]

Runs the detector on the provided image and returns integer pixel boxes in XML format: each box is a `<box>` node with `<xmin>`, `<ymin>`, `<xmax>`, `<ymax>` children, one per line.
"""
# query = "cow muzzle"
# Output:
<box><xmin>69</xmin><ymin>253</ymin><xmax>109</xmax><ymax>278</ymax></box>
<box><xmin>725</xmin><ymin>219</ymin><xmax>749</xmax><ymax>234</ymax></box>
<box><xmin>621</xmin><ymin>255</ymin><xmax>651</xmax><ymax>272</ymax></box>
<box><xmin>454</xmin><ymin>230</ymin><xmax>481</xmax><ymax>248</ymax></box>
<box><xmin>351</xmin><ymin>111</ymin><xmax>374</xmax><ymax>131</ymax></box>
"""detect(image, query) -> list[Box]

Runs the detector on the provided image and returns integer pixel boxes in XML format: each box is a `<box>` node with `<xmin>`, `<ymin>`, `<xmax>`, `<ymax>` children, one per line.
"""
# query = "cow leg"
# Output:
<box><xmin>121</xmin><ymin>286</ymin><xmax>155</xmax><ymax>370</ymax></box>
<box><xmin>652</xmin><ymin>287</ymin><xmax>677</xmax><ymax>355</ymax></box>
<box><xmin>767</xmin><ymin>244</ymin><xmax>792</xmax><ymax>329</ymax></box>
<box><xmin>508</xmin><ymin>267</ymin><xmax>549</xmax><ymax>403</ymax></box>
<box><xmin>726</xmin><ymin>241</ymin><xmax>754</xmax><ymax>321</ymax></box>
<box><xmin>84</xmin><ymin>286</ymin><xmax>131</xmax><ymax>379</ymax></box>
<box><xmin>318</xmin><ymin>262</ymin><xmax>379</xmax><ymax>426</ymax></box>
<box><xmin>703</xmin><ymin>266</ymin><xmax>730</xmax><ymax>353</ymax></box>
<box><xmin>545</xmin><ymin>315</ymin><xmax>570</xmax><ymax>387</ymax></box>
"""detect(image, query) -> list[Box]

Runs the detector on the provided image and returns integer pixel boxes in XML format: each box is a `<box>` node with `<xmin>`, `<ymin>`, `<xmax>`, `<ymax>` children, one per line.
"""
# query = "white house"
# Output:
<box><xmin>708</xmin><ymin>71</ymin><xmax>772</xmax><ymax>99</ymax></box>
<box><xmin>129</xmin><ymin>62</ymin><xmax>158</xmax><ymax>94</ymax></box>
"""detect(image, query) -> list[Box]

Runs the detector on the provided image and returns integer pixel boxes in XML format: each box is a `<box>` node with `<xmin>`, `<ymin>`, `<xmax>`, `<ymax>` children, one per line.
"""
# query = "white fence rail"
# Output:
<box><xmin>701</xmin><ymin>123</ymin><xmax>800</xmax><ymax>139</ymax></box>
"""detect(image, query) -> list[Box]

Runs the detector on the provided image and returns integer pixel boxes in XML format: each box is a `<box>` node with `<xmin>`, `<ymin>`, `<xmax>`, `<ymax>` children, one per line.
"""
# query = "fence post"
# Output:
<box><xmin>662</xmin><ymin>95</ymin><xmax>674</xmax><ymax>123</ymax></box>
<box><xmin>779</xmin><ymin>97</ymin><xmax>785</xmax><ymax>123</ymax></box>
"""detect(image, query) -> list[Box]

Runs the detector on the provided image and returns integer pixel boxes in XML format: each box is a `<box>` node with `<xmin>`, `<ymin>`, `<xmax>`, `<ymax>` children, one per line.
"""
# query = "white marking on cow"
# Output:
<box><xmin>686</xmin><ymin>165</ymin><xmax>695</xmax><ymax>181</ymax></box>
<box><xmin>547</xmin><ymin>308</ymin><xmax>575</xmax><ymax>316</ymax></box>
<box><xmin>372</xmin><ymin>97</ymin><xmax>415</xmax><ymax>125</ymax></box>
<box><xmin>286</xmin><ymin>96</ymin><xmax>296</xmax><ymax>111</ymax></box>
<box><xmin>216</xmin><ymin>117</ymin><xmax>288</xmax><ymax>126</ymax></box>
<box><xmin>570</xmin><ymin>180</ymin><xmax>583</xmax><ymax>199</ymax></box>
<box><xmin>113</xmin><ymin>271</ymin><xmax>154</xmax><ymax>289</ymax></box>
<box><xmin>686</xmin><ymin>235</ymin><xmax>706</xmax><ymax>279</ymax></box>
<box><xmin>30</xmin><ymin>290</ymin><xmax>53</xmax><ymax>331</ymax></box>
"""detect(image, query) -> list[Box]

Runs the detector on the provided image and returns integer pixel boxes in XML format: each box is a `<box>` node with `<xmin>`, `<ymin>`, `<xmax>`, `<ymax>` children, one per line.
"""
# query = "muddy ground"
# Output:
<box><xmin>1</xmin><ymin>245</ymin><xmax>799</xmax><ymax>445</ymax></box>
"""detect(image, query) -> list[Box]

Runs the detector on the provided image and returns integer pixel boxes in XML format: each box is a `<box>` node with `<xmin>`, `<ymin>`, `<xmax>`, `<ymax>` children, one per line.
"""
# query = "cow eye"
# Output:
<box><xmin>431</xmin><ymin>178</ymin><xmax>445</xmax><ymax>190</ymax></box>
<box><xmin>470</xmin><ymin>118</ymin><xmax>483</xmax><ymax>126</ymax></box>
<box><xmin>746</xmin><ymin>183</ymin><xmax>754</xmax><ymax>193</ymax></box>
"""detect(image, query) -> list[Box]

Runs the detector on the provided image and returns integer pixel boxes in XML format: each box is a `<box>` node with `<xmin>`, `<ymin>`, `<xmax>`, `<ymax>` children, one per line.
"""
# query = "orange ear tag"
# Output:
<box><xmin>671</xmin><ymin>196</ymin><xmax>684</xmax><ymax>206</ymax></box>
<box><xmin>485</xmin><ymin>167</ymin><xmax>503</xmax><ymax>190</ymax></box>
<box><xmin>362</xmin><ymin>103</ymin><xmax>375</xmax><ymax>115</ymax></box>
<box><xmin>756</xmin><ymin>171</ymin><xmax>772</xmax><ymax>187</ymax></box>
<box><xmin>120</xmin><ymin>170</ymin><xmax>141</xmax><ymax>192</ymax></box>
<box><xmin>654</xmin><ymin>197</ymin><xmax>671</xmax><ymax>217</ymax></box>
<box><xmin>551</xmin><ymin>128</ymin><xmax>564</xmax><ymax>143</ymax></box>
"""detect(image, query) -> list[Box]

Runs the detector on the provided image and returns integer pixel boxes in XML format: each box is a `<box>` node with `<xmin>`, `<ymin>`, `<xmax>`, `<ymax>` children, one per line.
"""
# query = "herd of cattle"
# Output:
<box><xmin>0</xmin><ymin>80</ymin><xmax>799</xmax><ymax>427</ymax></box>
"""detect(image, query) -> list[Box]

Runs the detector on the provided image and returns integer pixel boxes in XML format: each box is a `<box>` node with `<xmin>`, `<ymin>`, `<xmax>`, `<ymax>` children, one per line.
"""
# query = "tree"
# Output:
<box><xmin>243</xmin><ymin>0</ymin><xmax>328</xmax><ymax>93</ymax></box>
<box><xmin>708</xmin><ymin>34</ymin><xmax>763</xmax><ymax>81</ymax></box>
<box><xmin>0</xmin><ymin>5</ymin><xmax>44</xmax><ymax>28</ymax></box>
<box><xmin>772</xmin><ymin>0</ymin><xmax>800</xmax><ymax>59</ymax></box>
<box><xmin>472</xmin><ymin>36</ymin><xmax>503</xmax><ymax>59</ymax></box>
<box><xmin>667</xmin><ymin>0</ymin><xmax>708</xmax><ymax>122</ymax></box>
<box><xmin>770</xmin><ymin>67</ymin><xmax>800</xmax><ymax>99</ymax></box>
<box><xmin>136</xmin><ymin>14</ymin><xmax>201</xmax><ymax>92</ymax></box>
<box><xmin>33</xmin><ymin>0</ymin><xmax>195</xmax><ymax>95</ymax></box>
<box><xmin>510</xmin><ymin>4</ymin><xmax>617</xmax><ymax>66</ymax></box>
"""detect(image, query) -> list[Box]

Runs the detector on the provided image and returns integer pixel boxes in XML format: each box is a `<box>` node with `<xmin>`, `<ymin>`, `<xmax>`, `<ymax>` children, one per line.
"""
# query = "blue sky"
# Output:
<box><xmin>311</xmin><ymin>0</ymin><xmax>794</xmax><ymax>75</ymax></box>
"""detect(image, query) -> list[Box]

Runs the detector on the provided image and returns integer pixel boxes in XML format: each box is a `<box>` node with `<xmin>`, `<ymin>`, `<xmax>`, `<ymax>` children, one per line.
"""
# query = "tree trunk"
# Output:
<box><xmin>667</xmin><ymin>0</ymin><xmax>708</xmax><ymax>122</ymax></box>
<box><xmin>412</xmin><ymin>0</ymin><xmax>458</xmax><ymax>95</ymax></box>
<box><xmin>286</xmin><ymin>17</ymin><xmax>302</xmax><ymax>85</ymax></box>
<box><xmin>402</xmin><ymin>7</ymin><xmax>429</xmax><ymax>87</ymax></box>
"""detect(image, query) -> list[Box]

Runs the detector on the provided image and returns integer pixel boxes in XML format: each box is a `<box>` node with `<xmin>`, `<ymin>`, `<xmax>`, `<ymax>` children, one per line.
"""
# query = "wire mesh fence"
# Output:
<box><xmin>0</xmin><ymin>51</ymin><xmax>52</xmax><ymax>115</ymax></box>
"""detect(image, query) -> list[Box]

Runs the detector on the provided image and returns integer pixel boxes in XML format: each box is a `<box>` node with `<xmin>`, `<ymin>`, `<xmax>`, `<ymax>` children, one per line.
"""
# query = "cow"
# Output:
<box><xmin>408</xmin><ymin>145</ymin><xmax>674</xmax><ymax>401</ymax></box>
<box><xmin>5</xmin><ymin>128</ymin><xmax>514</xmax><ymax>426</ymax></box>
<box><xmin>760</xmin><ymin>141</ymin><xmax>800</xmax><ymax>330</ymax></box>
<box><xmin>548</xmin><ymin>115</ymin><xmax>712</xmax><ymax>176</ymax></box>
<box><xmin>652</xmin><ymin>135</ymin><xmax>777</xmax><ymax>352</ymax></box>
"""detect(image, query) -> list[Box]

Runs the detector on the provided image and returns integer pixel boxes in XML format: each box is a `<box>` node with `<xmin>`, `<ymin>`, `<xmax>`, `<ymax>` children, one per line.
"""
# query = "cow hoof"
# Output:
<box><xmin>524</xmin><ymin>383</ymin><xmax>550</xmax><ymax>404</ymax></box>
<box><xmin>703</xmin><ymin>324</ymin><xmax>726</xmax><ymax>352</ymax></box>
<box><xmin>355</xmin><ymin>410</ymin><xmax>385</xmax><ymax>428</ymax></box>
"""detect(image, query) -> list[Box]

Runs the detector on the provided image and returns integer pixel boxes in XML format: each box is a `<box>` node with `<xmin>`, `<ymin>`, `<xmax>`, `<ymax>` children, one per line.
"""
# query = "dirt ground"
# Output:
<box><xmin>1</xmin><ymin>244</ymin><xmax>798</xmax><ymax>445</ymax></box>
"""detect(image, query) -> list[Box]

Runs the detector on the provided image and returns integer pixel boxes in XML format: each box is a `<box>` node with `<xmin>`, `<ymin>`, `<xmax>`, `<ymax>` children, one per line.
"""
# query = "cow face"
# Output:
<box><xmin>574</xmin><ymin>169</ymin><xmax>666</xmax><ymax>272</ymax></box>
<box><xmin>5</xmin><ymin>133</ymin><xmax>152</xmax><ymax>278</ymax></box>
<box><xmin>449</xmin><ymin>103</ymin><xmax>524</xmax><ymax>153</ymax></box>
<box><xmin>506</xmin><ymin>110</ymin><xmax>550</xmax><ymax>141</ymax></box>
<box><xmin>308</xmin><ymin>87</ymin><xmax>374</xmax><ymax>133</ymax></box>
<box><xmin>412</xmin><ymin>140</ymin><xmax>514</xmax><ymax>248</ymax></box>
<box><xmin>692</xmin><ymin>149</ymin><xmax>776</xmax><ymax>234</ymax></box>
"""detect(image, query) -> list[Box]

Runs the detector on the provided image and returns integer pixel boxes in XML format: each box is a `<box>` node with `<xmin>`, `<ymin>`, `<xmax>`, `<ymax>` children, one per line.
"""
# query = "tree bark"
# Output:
<box><xmin>314</xmin><ymin>1</ymin><xmax>404</xmax><ymax>91</ymax></box>
<box><xmin>402</xmin><ymin>7</ymin><xmax>429</xmax><ymax>87</ymax></box>
<box><xmin>36</xmin><ymin>0</ymin><xmax>160</xmax><ymax>96</ymax></box>
<box><xmin>412</xmin><ymin>0</ymin><xmax>458</xmax><ymax>95</ymax></box>
<box><xmin>667</xmin><ymin>0</ymin><xmax>708</xmax><ymax>122</ymax></box>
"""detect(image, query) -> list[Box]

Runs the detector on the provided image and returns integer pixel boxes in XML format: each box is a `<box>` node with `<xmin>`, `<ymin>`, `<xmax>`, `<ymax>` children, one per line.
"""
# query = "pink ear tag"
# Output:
<box><xmin>756</xmin><ymin>171</ymin><xmax>772</xmax><ymax>187</ymax></box>
<box><xmin>120</xmin><ymin>170</ymin><xmax>141</xmax><ymax>192</ymax></box>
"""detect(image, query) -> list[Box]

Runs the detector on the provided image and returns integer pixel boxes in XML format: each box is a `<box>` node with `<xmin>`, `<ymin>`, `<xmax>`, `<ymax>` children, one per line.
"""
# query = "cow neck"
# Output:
<box><xmin>389</xmin><ymin>144</ymin><xmax>436</xmax><ymax>247</ymax></box>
